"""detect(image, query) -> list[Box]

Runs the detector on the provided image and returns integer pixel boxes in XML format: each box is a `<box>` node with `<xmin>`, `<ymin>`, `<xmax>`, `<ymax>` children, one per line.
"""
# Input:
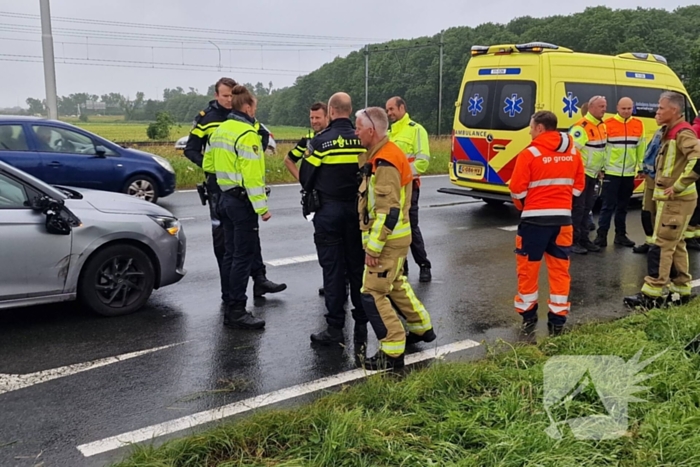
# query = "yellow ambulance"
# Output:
<box><xmin>441</xmin><ymin>42</ymin><xmax>697</xmax><ymax>205</ymax></box>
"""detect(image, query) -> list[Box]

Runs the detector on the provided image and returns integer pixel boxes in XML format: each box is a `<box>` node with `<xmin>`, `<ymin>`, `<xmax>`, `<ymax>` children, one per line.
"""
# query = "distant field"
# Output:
<box><xmin>62</xmin><ymin>119</ymin><xmax>308</xmax><ymax>142</ymax></box>
<box><xmin>147</xmin><ymin>137</ymin><xmax>450</xmax><ymax>190</ymax></box>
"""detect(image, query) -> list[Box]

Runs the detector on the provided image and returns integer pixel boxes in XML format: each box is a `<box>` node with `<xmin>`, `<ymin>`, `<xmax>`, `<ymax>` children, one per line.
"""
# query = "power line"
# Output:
<box><xmin>0</xmin><ymin>53</ymin><xmax>311</xmax><ymax>73</ymax></box>
<box><xmin>0</xmin><ymin>56</ymin><xmax>307</xmax><ymax>76</ymax></box>
<box><xmin>0</xmin><ymin>11</ymin><xmax>386</xmax><ymax>42</ymax></box>
<box><xmin>0</xmin><ymin>23</ymin><xmax>367</xmax><ymax>48</ymax></box>
<box><xmin>0</xmin><ymin>36</ymin><xmax>359</xmax><ymax>53</ymax></box>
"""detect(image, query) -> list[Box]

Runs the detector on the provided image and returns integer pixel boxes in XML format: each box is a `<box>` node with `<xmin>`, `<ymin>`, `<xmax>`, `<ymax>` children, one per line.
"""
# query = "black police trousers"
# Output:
<box><xmin>312</xmin><ymin>199</ymin><xmax>367</xmax><ymax>329</ymax></box>
<box><xmin>209</xmin><ymin>175</ymin><xmax>265</xmax><ymax>302</ymax></box>
<box><xmin>218</xmin><ymin>193</ymin><xmax>265</xmax><ymax>306</ymax></box>
<box><xmin>597</xmin><ymin>174</ymin><xmax>635</xmax><ymax>235</ymax></box>
<box><xmin>572</xmin><ymin>175</ymin><xmax>598</xmax><ymax>245</ymax></box>
<box><xmin>408</xmin><ymin>182</ymin><xmax>431</xmax><ymax>268</ymax></box>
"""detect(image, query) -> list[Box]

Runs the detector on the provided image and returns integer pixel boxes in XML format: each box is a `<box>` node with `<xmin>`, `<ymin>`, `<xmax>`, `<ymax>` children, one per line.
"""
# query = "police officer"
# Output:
<box><xmin>184</xmin><ymin>77</ymin><xmax>285</xmax><ymax>303</ymax></box>
<box><xmin>386</xmin><ymin>97</ymin><xmax>432</xmax><ymax>282</ymax></box>
<box><xmin>284</xmin><ymin>102</ymin><xmax>329</xmax><ymax>181</ymax></box>
<box><xmin>203</xmin><ymin>85</ymin><xmax>283</xmax><ymax>329</ymax></box>
<box><xmin>300</xmin><ymin>92</ymin><xmax>368</xmax><ymax>349</ymax></box>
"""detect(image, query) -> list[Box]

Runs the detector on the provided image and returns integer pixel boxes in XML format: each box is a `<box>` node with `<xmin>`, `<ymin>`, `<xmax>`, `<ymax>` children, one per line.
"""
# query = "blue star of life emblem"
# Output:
<box><xmin>503</xmin><ymin>94</ymin><xmax>523</xmax><ymax>118</ymax></box>
<box><xmin>468</xmin><ymin>93</ymin><xmax>484</xmax><ymax>117</ymax></box>
<box><xmin>563</xmin><ymin>92</ymin><xmax>579</xmax><ymax>118</ymax></box>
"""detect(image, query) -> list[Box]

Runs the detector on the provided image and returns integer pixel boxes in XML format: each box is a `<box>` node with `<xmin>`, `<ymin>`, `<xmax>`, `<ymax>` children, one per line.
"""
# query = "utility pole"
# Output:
<box><xmin>438</xmin><ymin>30</ymin><xmax>444</xmax><ymax>135</ymax></box>
<box><xmin>364</xmin><ymin>45</ymin><xmax>369</xmax><ymax>108</ymax></box>
<box><xmin>208</xmin><ymin>41</ymin><xmax>221</xmax><ymax>70</ymax></box>
<box><xmin>40</xmin><ymin>0</ymin><xmax>58</xmax><ymax>119</ymax></box>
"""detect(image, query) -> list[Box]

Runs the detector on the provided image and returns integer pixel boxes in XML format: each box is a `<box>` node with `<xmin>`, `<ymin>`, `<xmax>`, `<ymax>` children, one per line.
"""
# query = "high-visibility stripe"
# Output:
<box><xmin>515</xmin><ymin>300</ymin><xmax>535</xmax><ymax>311</ymax></box>
<box><xmin>216</xmin><ymin>171</ymin><xmax>243</xmax><ymax>182</ymax></box>
<box><xmin>209</xmin><ymin>140</ymin><xmax>236</xmax><ymax>152</ymax></box>
<box><xmin>236</xmin><ymin>149</ymin><xmax>260</xmax><ymax>160</ymax></box>
<box><xmin>669</xmin><ymin>283</ymin><xmax>692</xmax><ymax>294</ymax></box>
<box><xmin>197</xmin><ymin>121</ymin><xmax>222</xmax><ymax>131</ymax></box>
<box><xmin>251</xmin><ymin>199</ymin><xmax>268</xmax><ymax>211</ymax></box>
<box><xmin>528</xmin><ymin>147</ymin><xmax>542</xmax><ymax>157</ymax></box>
<box><xmin>549</xmin><ymin>304</ymin><xmax>570</xmax><ymax>315</ymax></box>
<box><xmin>415</xmin><ymin>153</ymin><xmax>430</xmax><ymax>161</ymax></box>
<box><xmin>528</xmin><ymin>178</ymin><xmax>574</xmax><ymax>188</ymax></box>
<box><xmin>556</xmin><ymin>133</ymin><xmax>571</xmax><ymax>153</ymax></box>
<box><xmin>519</xmin><ymin>291</ymin><xmax>538</xmax><ymax>302</ymax></box>
<box><xmin>246</xmin><ymin>186</ymin><xmax>265</xmax><ymax>196</ymax></box>
<box><xmin>305</xmin><ymin>155</ymin><xmax>322</xmax><ymax>167</ymax></box>
<box><xmin>322</xmin><ymin>155</ymin><xmax>360</xmax><ymax>165</ymax></box>
<box><xmin>380</xmin><ymin>340</ymin><xmax>406</xmax><ymax>356</ymax></box>
<box><xmin>573</xmin><ymin>188</ymin><xmax>582</xmax><ymax>196</ymax></box>
<box><xmin>550</xmin><ymin>294</ymin><xmax>569</xmax><ymax>304</ymax></box>
<box><xmin>641</xmin><ymin>283</ymin><xmax>664</xmax><ymax>297</ymax></box>
<box><xmin>521</xmin><ymin>208</ymin><xmax>571</xmax><ymax>217</ymax></box>
<box><xmin>511</xmin><ymin>190</ymin><xmax>528</xmax><ymax>200</ymax></box>
<box><xmin>313</xmin><ymin>148</ymin><xmax>364</xmax><ymax>157</ymax></box>
<box><xmin>191</xmin><ymin>128</ymin><xmax>206</xmax><ymax>138</ymax></box>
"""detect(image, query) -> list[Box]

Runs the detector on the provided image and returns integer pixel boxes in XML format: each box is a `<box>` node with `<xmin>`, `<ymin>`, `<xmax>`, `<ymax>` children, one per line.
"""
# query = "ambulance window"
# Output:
<box><xmin>459</xmin><ymin>82</ymin><xmax>491</xmax><ymax>129</ymax></box>
<box><xmin>459</xmin><ymin>80</ymin><xmax>535</xmax><ymax>131</ymax></box>
<box><xmin>564</xmin><ymin>83</ymin><xmax>616</xmax><ymax>113</ymax></box>
<box><xmin>617</xmin><ymin>86</ymin><xmax>664</xmax><ymax>119</ymax></box>
<box><xmin>497</xmin><ymin>82</ymin><xmax>535</xmax><ymax>130</ymax></box>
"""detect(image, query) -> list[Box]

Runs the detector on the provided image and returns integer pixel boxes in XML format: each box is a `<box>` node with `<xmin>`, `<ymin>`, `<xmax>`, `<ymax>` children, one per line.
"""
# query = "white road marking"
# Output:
<box><xmin>76</xmin><ymin>338</ymin><xmax>481</xmax><ymax>457</ymax></box>
<box><xmin>691</xmin><ymin>279</ymin><xmax>700</xmax><ymax>288</ymax></box>
<box><xmin>0</xmin><ymin>342</ymin><xmax>187</xmax><ymax>396</ymax></box>
<box><xmin>177</xmin><ymin>189</ymin><xmax>197</xmax><ymax>193</ymax></box>
<box><xmin>178</xmin><ymin>217</ymin><xmax>195</xmax><ymax>221</ymax></box>
<box><xmin>265</xmin><ymin>254</ymin><xmax>318</xmax><ymax>267</ymax></box>
<box><xmin>498</xmin><ymin>225</ymin><xmax>519</xmax><ymax>232</ymax></box>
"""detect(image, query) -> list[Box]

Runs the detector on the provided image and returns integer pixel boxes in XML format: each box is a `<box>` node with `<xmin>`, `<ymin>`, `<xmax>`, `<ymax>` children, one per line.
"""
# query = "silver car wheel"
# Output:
<box><xmin>127</xmin><ymin>179</ymin><xmax>156</xmax><ymax>202</ymax></box>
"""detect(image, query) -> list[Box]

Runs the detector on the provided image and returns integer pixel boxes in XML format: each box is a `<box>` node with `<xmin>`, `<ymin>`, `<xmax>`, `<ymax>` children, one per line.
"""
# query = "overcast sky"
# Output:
<box><xmin>0</xmin><ymin>0</ymin><xmax>695</xmax><ymax>108</ymax></box>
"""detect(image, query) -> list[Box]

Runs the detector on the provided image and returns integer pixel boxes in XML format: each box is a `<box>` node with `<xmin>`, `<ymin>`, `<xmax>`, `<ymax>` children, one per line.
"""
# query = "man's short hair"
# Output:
<box><xmin>328</xmin><ymin>93</ymin><xmax>352</xmax><ymax>116</ymax></box>
<box><xmin>660</xmin><ymin>91</ymin><xmax>685</xmax><ymax>115</ymax></box>
<box><xmin>310</xmin><ymin>102</ymin><xmax>328</xmax><ymax>114</ymax></box>
<box><xmin>531</xmin><ymin>111</ymin><xmax>558</xmax><ymax>131</ymax></box>
<box><xmin>356</xmin><ymin>107</ymin><xmax>389</xmax><ymax>136</ymax></box>
<box><xmin>215</xmin><ymin>77</ymin><xmax>237</xmax><ymax>94</ymax></box>
<box><xmin>588</xmin><ymin>95</ymin><xmax>606</xmax><ymax>106</ymax></box>
<box><xmin>390</xmin><ymin>96</ymin><xmax>407</xmax><ymax>110</ymax></box>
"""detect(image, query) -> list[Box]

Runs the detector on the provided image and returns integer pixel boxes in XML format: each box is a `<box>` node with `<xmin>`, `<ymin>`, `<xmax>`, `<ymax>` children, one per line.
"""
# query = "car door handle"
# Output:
<box><xmin>493</xmin><ymin>145</ymin><xmax>507</xmax><ymax>151</ymax></box>
<box><xmin>48</xmin><ymin>161</ymin><xmax>62</xmax><ymax>167</ymax></box>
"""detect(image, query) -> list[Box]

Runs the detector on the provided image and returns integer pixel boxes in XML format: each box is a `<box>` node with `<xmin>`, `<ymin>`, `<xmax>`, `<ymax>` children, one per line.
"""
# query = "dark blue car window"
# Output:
<box><xmin>0</xmin><ymin>125</ymin><xmax>29</xmax><ymax>151</ymax></box>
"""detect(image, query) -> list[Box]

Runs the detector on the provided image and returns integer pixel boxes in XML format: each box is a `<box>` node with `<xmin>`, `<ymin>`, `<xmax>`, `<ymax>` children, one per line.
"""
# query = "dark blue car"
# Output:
<box><xmin>0</xmin><ymin>116</ymin><xmax>176</xmax><ymax>203</ymax></box>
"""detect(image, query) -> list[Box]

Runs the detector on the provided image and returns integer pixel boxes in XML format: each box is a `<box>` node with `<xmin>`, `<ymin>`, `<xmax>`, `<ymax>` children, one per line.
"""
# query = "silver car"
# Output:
<box><xmin>0</xmin><ymin>160</ymin><xmax>186</xmax><ymax>316</ymax></box>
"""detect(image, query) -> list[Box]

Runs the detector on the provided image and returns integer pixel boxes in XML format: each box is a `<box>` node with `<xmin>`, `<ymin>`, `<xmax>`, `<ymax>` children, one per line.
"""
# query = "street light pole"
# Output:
<box><xmin>438</xmin><ymin>30</ymin><xmax>444</xmax><ymax>135</ymax></box>
<box><xmin>39</xmin><ymin>0</ymin><xmax>58</xmax><ymax>119</ymax></box>
<box><xmin>208</xmin><ymin>41</ymin><xmax>221</xmax><ymax>70</ymax></box>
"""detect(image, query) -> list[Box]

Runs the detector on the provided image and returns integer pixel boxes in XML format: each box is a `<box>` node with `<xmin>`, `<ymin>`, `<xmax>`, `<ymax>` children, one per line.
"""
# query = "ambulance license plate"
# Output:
<box><xmin>458</xmin><ymin>163</ymin><xmax>484</xmax><ymax>179</ymax></box>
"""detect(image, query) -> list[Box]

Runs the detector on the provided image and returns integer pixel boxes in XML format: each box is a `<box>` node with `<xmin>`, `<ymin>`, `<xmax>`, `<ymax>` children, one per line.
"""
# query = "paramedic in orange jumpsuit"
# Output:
<box><xmin>509</xmin><ymin>111</ymin><xmax>586</xmax><ymax>335</ymax></box>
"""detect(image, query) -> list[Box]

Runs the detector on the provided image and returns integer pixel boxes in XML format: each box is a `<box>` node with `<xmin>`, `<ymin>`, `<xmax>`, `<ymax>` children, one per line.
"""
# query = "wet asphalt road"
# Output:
<box><xmin>2</xmin><ymin>175</ymin><xmax>699</xmax><ymax>467</ymax></box>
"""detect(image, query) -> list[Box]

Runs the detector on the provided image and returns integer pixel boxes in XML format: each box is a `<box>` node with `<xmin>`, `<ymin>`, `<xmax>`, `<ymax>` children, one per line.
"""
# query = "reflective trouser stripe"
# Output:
<box><xmin>361</xmin><ymin>250</ymin><xmax>432</xmax><ymax>357</ymax></box>
<box><xmin>669</xmin><ymin>283</ymin><xmax>692</xmax><ymax>295</ymax></box>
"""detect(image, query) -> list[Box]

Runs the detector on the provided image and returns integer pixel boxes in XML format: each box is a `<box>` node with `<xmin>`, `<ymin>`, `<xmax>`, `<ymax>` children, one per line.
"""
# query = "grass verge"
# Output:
<box><xmin>113</xmin><ymin>303</ymin><xmax>700</xmax><ymax>467</ymax></box>
<box><xmin>149</xmin><ymin>137</ymin><xmax>451</xmax><ymax>190</ymax></box>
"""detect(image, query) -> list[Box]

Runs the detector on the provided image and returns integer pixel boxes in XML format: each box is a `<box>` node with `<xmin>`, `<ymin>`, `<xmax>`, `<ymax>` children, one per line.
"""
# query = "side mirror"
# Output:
<box><xmin>95</xmin><ymin>145</ymin><xmax>107</xmax><ymax>157</ymax></box>
<box><xmin>45</xmin><ymin>211</ymin><xmax>72</xmax><ymax>235</ymax></box>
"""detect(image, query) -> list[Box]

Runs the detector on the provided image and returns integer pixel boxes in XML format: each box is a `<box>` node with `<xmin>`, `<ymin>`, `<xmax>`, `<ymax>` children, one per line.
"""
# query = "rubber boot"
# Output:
<box><xmin>419</xmin><ymin>265</ymin><xmax>432</xmax><ymax>283</ymax></box>
<box><xmin>406</xmin><ymin>328</ymin><xmax>437</xmax><ymax>345</ymax></box>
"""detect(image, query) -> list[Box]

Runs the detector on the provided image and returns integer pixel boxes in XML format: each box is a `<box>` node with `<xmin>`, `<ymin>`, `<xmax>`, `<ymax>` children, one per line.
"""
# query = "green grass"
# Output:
<box><xmin>111</xmin><ymin>302</ymin><xmax>700</xmax><ymax>467</ymax></box>
<box><xmin>147</xmin><ymin>137</ymin><xmax>451</xmax><ymax>190</ymax></box>
<box><xmin>61</xmin><ymin>119</ymin><xmax>308</xmax><ymax>143</ymax></box>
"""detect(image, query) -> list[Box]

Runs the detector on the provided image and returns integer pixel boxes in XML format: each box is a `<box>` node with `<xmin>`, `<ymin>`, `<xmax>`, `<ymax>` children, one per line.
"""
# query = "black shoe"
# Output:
<box><xmin>614</xmin><ymin>234</ymin><xmax>635</xmax><ymax>248</ymax></box>
<box><xmin>593</xmin><ymin>230</ymin><xmax>608</xmax><ymax>247</ymax></box>
<box><xmin>520</xmin><ymin>316</ymin><xmax>538</xmax><ymax>334</ymax></box>
<box><xmin>547</xmin><ymin>322</ymin><xmax>565</xmax><ymax>336</ymax></box>
<box><xmin>687</xmin><ymin>238</ymin><xmax>700</xmax><ymax>251</ymax></box>
<box><xmin>253</xmin><ymin>277</ymin><xmax>287</xmax><ymax>298</ymax></box>
<box><xmin>406</xmin><ymin>328</ymin><xmax>437</xmax><ymax>345</ymax></box>
<box><xmin>224</xmin><ymin>304</ymin><xmax>265</xmax><ymax>330</ymax></box>
<box><xmin>419</xmin><ymin>265</ymin><xmax>432</xmax><ymax>283</ymax></box>
<box><xmin>310</xmin><ymin>326</ymin><xmax>344</xmax><ymax>346</ymax></box>
<box><xmin>588</xmin><ymin>223</ymin><xmax>596</xmax><ymax>232</ymax></box>
<box><xmin>633</xmin><ymin>243</ymin><xmax>650</xmax><ymax>254</ymax></box>
<box><xmin>582</xmin><ymin>240</ymin><xmax>601</xmax><ymax>253</ymax></box>
<box><xmin>623</xmin><ymin>292</ymin><xmax>665</xmax><ymax>310</ymax></box>
<box><xmin>571</xmin><ymin>243</ymin><xmax>588</xmax><ymax>255</ymax></box>
<box><xmin>363</xmin><ymin>351</ymin><xmax>405</xmax><ymax>371</ymax></box>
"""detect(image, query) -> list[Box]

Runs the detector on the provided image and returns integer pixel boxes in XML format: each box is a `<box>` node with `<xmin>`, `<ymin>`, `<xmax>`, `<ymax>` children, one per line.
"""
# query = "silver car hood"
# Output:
<box><xmin>62</xmin><ymin>187</ymin><xmax>174</xmax><ymax>216</ymax></box>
